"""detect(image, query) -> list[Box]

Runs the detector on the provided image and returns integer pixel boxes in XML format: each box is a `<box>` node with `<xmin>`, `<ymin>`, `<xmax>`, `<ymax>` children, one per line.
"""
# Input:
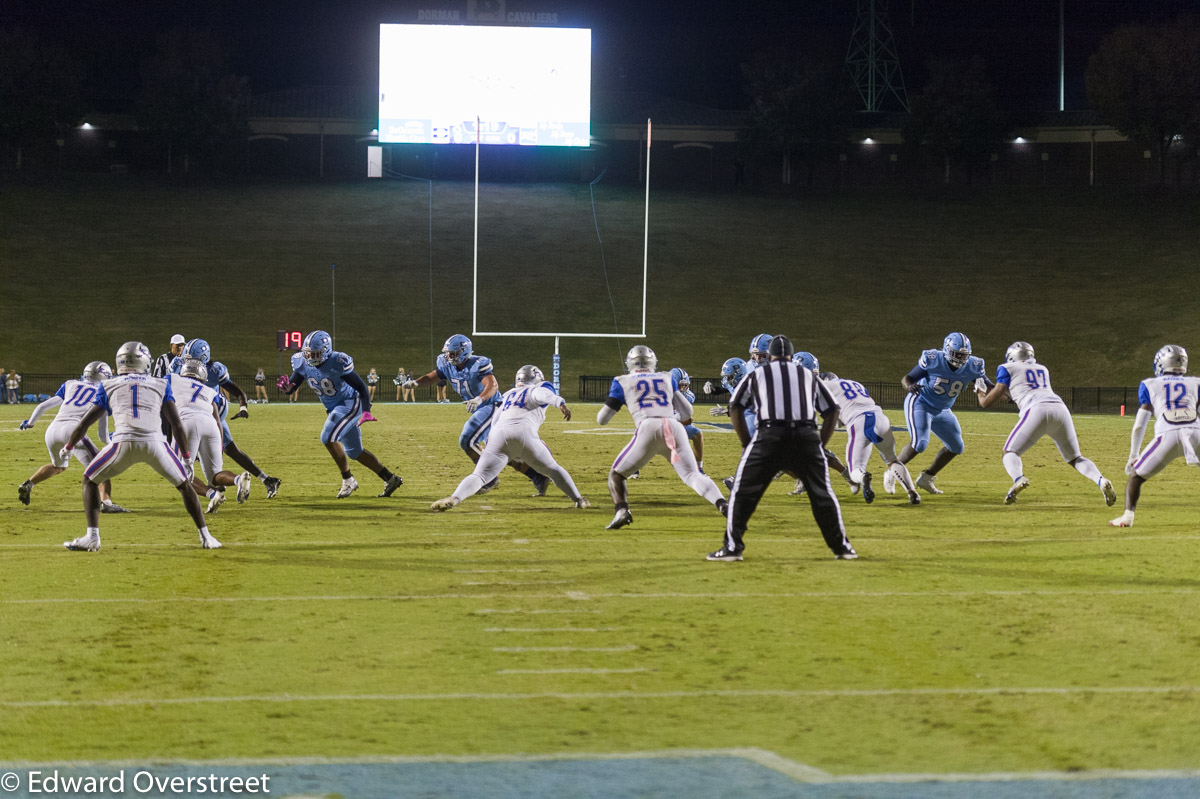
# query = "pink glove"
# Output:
<box><xmin>360</xmin><ymin>411</ymin><xmax>378</xmax><ymax>424</ymax></box>
<box><xmin>276</xmin><ymin>375</ymin><xmax>291</xmax><ymax>391</ymax></box>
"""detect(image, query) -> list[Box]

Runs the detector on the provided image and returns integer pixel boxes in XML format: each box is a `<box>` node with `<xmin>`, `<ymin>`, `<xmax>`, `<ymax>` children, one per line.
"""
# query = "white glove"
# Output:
<box><xmin>465</xmin><ymin>397</ymin><xmax>483</xmax><ymax>413</ymax></box>
<box><xmin>402</xmin><ymin>379</ymin><xmax>419</xmax><ymax>389</ymax></box>
<box><xmin>709</xmin><ymin>406</ymin><xmax>729</xmax><ymax>417</ymax></box>
<box><xmin>59</xmin><ymin>445</ymin><xmax>73</xmax><ymax>462</ymax></box>
<box><xmin>1125</xmin><ymin>456</ymin><xmax>1138</xmax><ymax>477</ymax></box>
<box><xmin>974</xmin><ymin>377</ymin><xmax>989</xmax><ymax>393</ymax></box>
<box><xmin>703</xmin><ymin>381</ymin><xmax>714</xmax><ymax>394</ymax></box>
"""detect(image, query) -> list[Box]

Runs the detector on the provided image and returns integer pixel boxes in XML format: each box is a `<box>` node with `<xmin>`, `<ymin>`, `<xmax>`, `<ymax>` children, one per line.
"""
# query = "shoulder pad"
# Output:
<box><xmin>211</xmin><ymin>361</ymin><xmax>229</xmax><ymax>381</ymax></box>
<box><xmin>290</xmin><ymin>352</ymin><xmax>305</xmax><ymax>371</ymax></box>
<box><xmin>540</xmin><ymin>381</ymin><xmax>556</xmax><ymax>392</ymax></box>
<box><xmin>969</xmin><ymin>355</ymin><xmax>985</xmax><ymax>373</ymax></box>
<box><xmin>918</xmin><ymin>349</ymin><xmax>940</xmax><ymax>367</ymax></box>
<box><xmin>474</xmin><ymin>356</ymin><xmax>493</xmax><ymax>372</ymax></box>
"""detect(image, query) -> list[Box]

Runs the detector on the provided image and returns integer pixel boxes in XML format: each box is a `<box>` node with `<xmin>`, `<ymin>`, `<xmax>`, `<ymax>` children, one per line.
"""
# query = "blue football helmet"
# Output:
<box><xmin>302</xmin><ymin>330</ymin><xmax>333</xmax><ymax>367</ymax></box>
<box><xmin>184</xmin><ymin>338</ymin><xmax>211</xmax><ymax>364</ymax></box>
<box><xmin>1153</xmin><ymin>344</ymin><xmax>1188</xmax><ymax>376</ymax></box>
<box><xmin>721</xmin><ymin>357</ymin><xmax>747</xmax><ymax>385</ymax></box>
<box><xmin>749</xmin><ymin>333</ymin><xmax>773</xmax><ymax>361</ymax></box>
<box><xmin>943</xmin><ymin>332</ymin><xmax>972</xmax><ymax>369</ymax></box>
<box><xmin>793</xmin><ymin>351</ymin><xmax>820</xmax><ymax>372</ymax></box>
<box><xmin>442</xmin><ymin>334</ymin><xmax>473</xmax><ymax>367</ymax></box>
<box><xmin>669</xmin><ymin>367</ymin><xmax>691</xmax><ymax>392</ymax></box>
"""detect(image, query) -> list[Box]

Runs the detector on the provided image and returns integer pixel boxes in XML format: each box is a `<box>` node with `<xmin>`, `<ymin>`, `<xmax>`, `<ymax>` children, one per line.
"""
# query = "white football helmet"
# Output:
<box><xmin>82</xmin><ymin>361</ymin><xmax>113</xmax><ymax>383</ymax></box>
<box><xmin>115</xmin><ymin>341</ymin><xmax>152</xmax><ymax>375</ymax></box>
<box><xmin>1153</xmin><ymin>344</ymin><xmax>1188</xmax><ymax>376</ymax></box>
<box><xmin>180</xmin><ymin>358</ymin><xmax>209</xmax><ymax>382</ymax></box>
<box><xmin>515</xmin><ymin>364</ymin><xmax>545</xmax><ymax>386</ymax></box>
<box><xmin>625</xmin><ymin>345</ymin><xmax>657</xmax><ymax>373</ymax></box>
<box><xmin>1005</xmin><ymin>341</ymin><xmax>1035</xmax><ymax>363</ymax></box>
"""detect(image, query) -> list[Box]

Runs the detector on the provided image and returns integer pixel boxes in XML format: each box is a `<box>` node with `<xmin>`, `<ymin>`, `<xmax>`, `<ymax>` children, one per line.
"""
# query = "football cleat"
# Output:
<box><xmin>478</xmin><ymin>477</ymin><xmax>499</xmax><ymax>494</ymax></box>
<box><xmin>1004</xmin><ymin>476</ymin><xmax>1030</xmax><ymax>505</ymax></box>
<box><xmin>723</xmin><ymin>476</ymin><xmax>735</xmax><ymax>491</ymax></box>
<box><xmin>100</xmin><ymin>501</ymin><xmax>130</xmax><ymax>514</ymax></box>
<box><xmin>431</xmin><ymin>496</ymin><xmax>460</xmax><ymax>512</ymax></box>
<box><xmin>605</xmin><ymin>508</ymin><xmax>633</xmax><ymax>530</ymax></box>
<box><xmin>849</xmin><ymin>479</ymin><xmax>861</xmax><ymax>495</ymax></box>
<box><xmin>200</xmin><ymin>531</ymin><xmax>222</xmax><ymax>549</ymax></box>
<box><xmin>336</xmin><ymin>476</ymin><xmax>359</xmax><ymax>499</ymax></box>
<box><xmin>916</xmin><ymin>471</ymin><xmax>943</xmax><ymax>495</ymax></box>
<box><xmin>1109</xmin><ymin>510</ymin><xmax>1135</xmax><ymax>528</ymax></box>
<box><xmin>206</xmin><ymin>491</ymin><xmax>226</xmax><ymax>514</ymax></box>
<box><xmin>263</xmin><ymin>476</ymin><xmax>282</xmax><ymax>499</ymax></box>
<box><xmin>861</xmin><ymin>472</ymin><xmax>875</xmax><ymax>504</ymax></box>
<box><xmin>64</xmin><ymin>533</ymin><xmax>101</xmax><ymax>552</ymax></box>
<box><xmin>707</xmin><ymin>546</ymin><xmax>744</xmax><ymax>562</ymax></box>
<box><xmin>717</xmin><ymin>498</ymin><xmax>729</xmax><ymax>517</ymax></box>
<box><xmin>574</xmin><ymin>496</ymin><xmax>591</xmax><ymax>509</ymax></box>
<box><xmin>529</xmin><ymin>471</ymin><xmax>549</xmax><ymax>497</ymax></box>
<box><xmin>907</xmin><ymin>489</ymin><xmax>922</xmax><ymax>505</ymax></box>
<box><xmin>235</xmin><ymin>472</ymin><xmax>251</xmax><ymax>503</ymax></box>
<box><xmin>836</xmin><ymin>548</ymin><xmax>859</xmax><ymax>560</ymax></box>
<box><xmin>882</xmin><ymin>467</ymin><xmax>897</xmax><ymax>495</ymax></box>
<box><xmin>18</xmin><ymin>481</ymin><xmax>32</xmax><ymax>506</ymax></box>
<box><xmin>378</xmin><ymin>474</ymin><xmax>404</xmax><ymax>498</ymax></box>
<box><xmin>788</xmin><ymin>479</ymin><xmax>807</xmax><ymax>496</ymax></box>
<box><xmin>1100</xmin><ymin>478</ymin><xmax>1117</xmax><ymax>507</ymax></box>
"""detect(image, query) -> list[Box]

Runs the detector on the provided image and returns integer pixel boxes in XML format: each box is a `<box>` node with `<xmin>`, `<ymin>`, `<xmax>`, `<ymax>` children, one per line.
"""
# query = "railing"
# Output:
<box><xmin>578</xmin><ymin>376</ymin><xmax>1142</xmax><ymax>416</ymax></box>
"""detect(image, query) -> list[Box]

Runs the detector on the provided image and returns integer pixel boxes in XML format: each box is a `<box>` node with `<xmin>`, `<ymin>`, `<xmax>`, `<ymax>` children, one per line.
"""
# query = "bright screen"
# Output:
<box><xmin>379</xmin><ymin>24</ymin><xmax>591</xmax><ymax>147</ymax></box>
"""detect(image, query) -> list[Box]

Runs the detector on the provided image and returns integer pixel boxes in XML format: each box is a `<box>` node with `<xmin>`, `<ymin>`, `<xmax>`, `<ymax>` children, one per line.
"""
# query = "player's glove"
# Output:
<box><xmin>464</xmin><ymin>397</ymin><xmax>483</xmax><ymax>413</ymax></box>
<box><xmin>1125</xmin><ymin>456</ymin><xmax>1138</xmax><ymax>477</ymax></box>
<box><xmin>403</xmin><ymin>379</ymin><xmax>420</xmax><ymax>389</ymax></box>
<box><xmin>19</xmin><ymin>419</ymin><xmax>32</xmax><ymax>430</ymax></box>
<box><xmin>703</xmin><ymin>381</ymin><xmax>715</xmax><ymax>395</ymax></box>
<box><xmin>59</xmin><ymin>444</ymin><xmax>73</xmax><ymax>461</ymax></box>
<box><xmin>230</xmin><ymin>407</ymin><xmax>249</xmax><ymax>420</ymax></box>
<box><xmin>360</xmin><ymin>411</ymin><xmax>378</xmax><ymax>424</ymax></box>
<box><xmin>974</xmin><ymin>377</ymin><xmax>989</xmax><ymax>393</ymax></box>
<box><xmin>709</xmin><ymin>406</ymin><xmax>729</xmax><ymax>417</ymax></box>
<box><xmin>908</xmin><ymin>382</ymin><xmax>923</xmax><ymax>396</ymax></box>
<box><xmin>276</xmin><ymin>375</ymin><xmax>292</xmax><ymax>391</ymax></box>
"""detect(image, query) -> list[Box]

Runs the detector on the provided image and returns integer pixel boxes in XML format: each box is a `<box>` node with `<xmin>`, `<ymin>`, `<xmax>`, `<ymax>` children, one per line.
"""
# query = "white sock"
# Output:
<box><xmin>685</xmin><ymin>472</ymin><xmax>725</xmax><ymax>505</ymax></box>
<box><xmin>849</xmin><ymin>468</ymin><xmax>865</xmax><ymax>485</ymax></box>
<box><xmin>256</xmin><ymin>472</ymin><xmax>269</xmax><ymax>483</ymax></box>
<box><xmin>87</xmin><ymin>526</ymin><xmax>99</xmax><ymax>538</ymax></box>
<box><xmin>889</xmin><ymin>462</ymin><xmax>917</xmax><ymax>493</ymax></box>
<box><xmin>1072</xmin><ymin>457</ymin><xmax>1103</xmax><ymax>484</ymax></box>
<box><xmin>1002</xmin><ymin>451</ymin><xmax>1024</xmax><ymax>482</ymax></box>
<box><xmin>199</xmin><ymin>526</ymin><xmax>213</xmax><ymax>538</ymax></box>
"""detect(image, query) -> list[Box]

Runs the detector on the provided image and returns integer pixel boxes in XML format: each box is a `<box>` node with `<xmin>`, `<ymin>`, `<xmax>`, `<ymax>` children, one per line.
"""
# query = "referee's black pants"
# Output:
<box><xmin>724</xmin><ymin>424</ymin><xmax>852</xmax><ymax>556</ymax></box>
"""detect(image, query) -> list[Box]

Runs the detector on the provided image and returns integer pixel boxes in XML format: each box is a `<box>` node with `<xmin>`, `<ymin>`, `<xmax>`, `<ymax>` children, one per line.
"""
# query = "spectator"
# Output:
<box><xmin>153</xmin><ymin>334</ymin><xmax>186</xmax><ymax>378</ymax></box>
<box><xmin>7</xmin><ymin>370</ymin><xmax>21</xmax><ymax>403</ymax></box>
<box><xmin>437</xmin><ymin>377</ymin><xmax>449</xmax><ymax>403</ymax></box>
<box><xmin>367</xmin><ymin>368</ymin><xmax>379</xmax><ymax>401</ymax></box>
<box><xmin>254</xmin><ymin>367</ymin><xmax>269</xmax><ymax>403</ymax></box>
<box><xmin>394</xmin><ymin>368</ymin><xmax>405</xmax><ymax>402</ymax></box>
<box><xmin>402</xmin><ymin>369</ymin><xmax>416</xmax><ymax>402</ymax></box>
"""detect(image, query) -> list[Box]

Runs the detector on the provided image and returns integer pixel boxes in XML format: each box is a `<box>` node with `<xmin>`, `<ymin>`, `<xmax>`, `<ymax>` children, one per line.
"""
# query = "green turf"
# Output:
<box><xmin>2</xmin><ymin>178</ymin><xmax>1199</xmax><ymax>386</ymax></box>
<box><xmin>3</xmin><ymin>402</ymin><xmax>1198</xmax><ymax>774</ymax></box>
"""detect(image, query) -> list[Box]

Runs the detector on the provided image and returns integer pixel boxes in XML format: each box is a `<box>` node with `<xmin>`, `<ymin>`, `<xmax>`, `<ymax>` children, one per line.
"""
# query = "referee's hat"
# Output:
<box><xmin>768</xmin><ymin>335</ymin><xmax>795</xmax><ymax>359</ymax></box>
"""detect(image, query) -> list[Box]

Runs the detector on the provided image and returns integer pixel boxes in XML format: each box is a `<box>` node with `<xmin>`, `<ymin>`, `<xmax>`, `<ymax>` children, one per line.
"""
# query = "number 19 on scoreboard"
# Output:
<box><xmin>276</xmin><ymin>330</ymin><xmax>304</xmax><ymax>351</ymax></box>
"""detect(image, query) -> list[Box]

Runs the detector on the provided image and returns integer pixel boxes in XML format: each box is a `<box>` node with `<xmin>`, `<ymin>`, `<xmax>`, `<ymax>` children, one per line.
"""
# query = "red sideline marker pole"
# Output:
<box><xmin>1120</xmin><ymin>404</ymin><xmax>1126</xmax><ymax>416</ymax></box>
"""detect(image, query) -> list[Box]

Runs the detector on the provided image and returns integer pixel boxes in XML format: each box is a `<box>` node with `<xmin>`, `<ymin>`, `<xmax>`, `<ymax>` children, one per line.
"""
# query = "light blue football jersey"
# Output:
<box><xmin>910</xmin><ymin>349</ymin><xmax>986</xmax><ymax>410</ymax></box>
<box><xmin>291</xmin><ymin>351</ymin><xmax>359</xmax><ymax>411</ymax></box>
<box><xmin>437</xmin><ymin>354</ymin><xmax>498</xmax><ymax>404</ymax></box>
<box><xmin>169</xmin><ymin>356</ymin><xmax>230</xmax><ymax>389</ymax></box>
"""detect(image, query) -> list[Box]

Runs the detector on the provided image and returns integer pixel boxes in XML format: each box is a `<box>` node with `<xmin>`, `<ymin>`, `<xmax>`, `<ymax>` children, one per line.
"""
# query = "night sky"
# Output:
<box><xmin>3</xmin><ymin>0</ymin><xmax>1195</xmax><ymax>112</ymax></box>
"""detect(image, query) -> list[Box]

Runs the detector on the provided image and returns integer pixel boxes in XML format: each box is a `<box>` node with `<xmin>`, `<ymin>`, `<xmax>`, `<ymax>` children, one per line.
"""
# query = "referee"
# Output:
<box><xmin>707</xmin><ymin>334</ymin><xmax>857</xmax><ymax>562</ymax></box>
<box><xmin>152</xmin><ymin>334</ymin><xmax>185</xmax><ymax>378</ymax></box>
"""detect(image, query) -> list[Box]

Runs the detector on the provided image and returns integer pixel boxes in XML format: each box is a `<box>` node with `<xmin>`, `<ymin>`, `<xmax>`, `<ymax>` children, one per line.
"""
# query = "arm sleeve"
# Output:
<box><xmin>26</xmin><ymin>395</ymin><xmax>63</xmax><ymax>426</ymax></box>
<box><xmin>96</xmin><ymin>412</ymin><xmax>109</xmax><ymax>444</ymax></box>
<box><xmin>343</xmin><ymin>371</ymin><xmax>371</xmax><ymax>411</ymax></box>
<box><xmin>597</xmin><ymin>403</ymin><xmax>618</xmax><ymax>425</ymax></box>
<box><xmin>1129</xmin><ymin>407</ymin><xmax>1153</xmax><ymax>461</ymax></box>
<box><xmin>529</xmin><ymin>386</ymin><xmax>563</xmax><ymax>408</ymax></box>
<box><xmin>814</xmin><ymin>376</ymin><xmax>839</xmax><ymax>416</ymax></box>
<box><xmin>906</xmin><ymin>364</ymin><xmax>929</xmax><ymax>383</ymax></box>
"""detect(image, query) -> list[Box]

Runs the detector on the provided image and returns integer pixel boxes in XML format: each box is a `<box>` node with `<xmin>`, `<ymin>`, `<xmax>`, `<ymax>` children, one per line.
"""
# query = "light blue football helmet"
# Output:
<box><xmin>749</xmin><ymin>333</ymin><xmax>773</xmax><ymax>360</ymax></box>
<box><xmin>669</xmin><ymin>367</ymin><xmax>691</xmax><ymax>391</ymax></box>
<box><xmin>184</xmin><ymin>338</ymin><xmax>211</xmax><ymax>364</ymax></box>
<box><xmin>793</xmin><ymin>351</ymin><xmax>820</xmax><ymax>372</ymax></box>
<box><xmin>943</xmin><ymin>332</ymin><xmax>972</xmax><ymax>369</ymax></box>
<box><xmin>302</xmin><ymin>330</ymin><xmax>332</xmax><ymax>367</ymax></box>
<box><xmin>721</xmin><ymin>357</ymin><xmax>747</xmax><ymax>385</ymax></box>
<box><xmin>442</xmin><ymin>334</ymin><xmax>473</xmax><ymax>367</ymax></box>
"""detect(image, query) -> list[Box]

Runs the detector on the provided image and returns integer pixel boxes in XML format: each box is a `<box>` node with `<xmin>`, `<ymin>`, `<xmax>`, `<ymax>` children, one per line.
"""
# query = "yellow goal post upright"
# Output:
<box><xmin>470</xmin><ymin>118</ymin><xmax>652</xmax><ymax>395</ymax></box>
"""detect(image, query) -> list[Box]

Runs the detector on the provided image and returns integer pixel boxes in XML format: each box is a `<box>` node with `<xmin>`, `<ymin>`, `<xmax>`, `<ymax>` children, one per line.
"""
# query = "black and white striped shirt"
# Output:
<box><xmin>151</xmin><ymin>352</ymin><xmax>173</xmax><ymax>378</ymax></box>
<box><xmin>729</xmin><ymin>360</ymin><xmax>837</xmax><ymax>425</ymax></box>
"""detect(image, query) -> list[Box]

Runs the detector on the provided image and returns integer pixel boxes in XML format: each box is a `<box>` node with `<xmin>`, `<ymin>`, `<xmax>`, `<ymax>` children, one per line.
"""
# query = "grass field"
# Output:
<box><xmin>3</xmin><ymin>399</ymin><xmax>1200</xmax><ymax>796</ymax></box>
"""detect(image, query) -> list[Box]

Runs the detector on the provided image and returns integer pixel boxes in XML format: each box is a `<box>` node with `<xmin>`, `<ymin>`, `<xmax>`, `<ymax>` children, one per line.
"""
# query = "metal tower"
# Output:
<box><xmin>845</xmin><ymin>0</ymin><xmax>909</xmax><ymax>112</ymax></box>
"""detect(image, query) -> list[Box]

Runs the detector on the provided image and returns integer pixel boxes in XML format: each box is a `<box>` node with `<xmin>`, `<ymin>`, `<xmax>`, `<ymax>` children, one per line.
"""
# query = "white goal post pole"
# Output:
<box><xmin>473</xmin><ymin>116</ymin><xmax>480</xmax><ymax>337</ymax></box>
<box><xmin>642</xmin><ymin>118</ymin><xmax>651</xmax><ymax>338</ymax></box>
<box><xmin>553</xmin><ymin>335</ymin><xmax>561</xmax><ymax>394</ymax></box>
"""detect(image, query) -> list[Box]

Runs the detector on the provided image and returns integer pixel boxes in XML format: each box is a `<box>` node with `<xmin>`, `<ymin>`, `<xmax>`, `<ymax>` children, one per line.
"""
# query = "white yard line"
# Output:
<box><xmin>491</xmin><ymin>645</ymin><xmax>637</xmax><ymax>652</ymax></box>
<box><xmin>475</xmin><ymin>609</ymin><xmax>602</xmax><ymax>615</ymax></box>
<box><xmin>483</xmin><ymin>627</ymin><xmax>625</xmax><ymax>633</ymax></box>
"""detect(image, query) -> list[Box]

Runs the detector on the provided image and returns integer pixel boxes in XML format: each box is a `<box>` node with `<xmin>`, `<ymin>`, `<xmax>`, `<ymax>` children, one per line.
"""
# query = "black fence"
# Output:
<box><xmin>579</xmin><ymin>376</ymin><xmax>1143</xmax><ymax>416</ymax></box>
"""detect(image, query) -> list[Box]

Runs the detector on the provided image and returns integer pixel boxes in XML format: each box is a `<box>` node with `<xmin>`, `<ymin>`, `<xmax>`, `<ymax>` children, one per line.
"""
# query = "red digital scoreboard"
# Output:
<box><xmin>276</xmin><ymin>330</ymin><xmax>303</xmax><ymax>351</ymax></box>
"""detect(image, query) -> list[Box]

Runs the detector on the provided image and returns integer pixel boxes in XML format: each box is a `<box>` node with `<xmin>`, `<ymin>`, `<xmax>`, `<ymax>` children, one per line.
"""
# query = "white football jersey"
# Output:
<box><xmin>168</xmin><ymin>374</ymin><xmax>219</xmax><ymax>423</ymax></box>
<box><xmin>608</xmin><ymin>371</ymin><xmax>690</xmax><ymax>426</ymax></box>
<box><xmin>1138</xmin><ymin>374</ymin><xmax>1200</xmax><ymax>436</ymax></box>
<box><xmin>996</xmin><ymin>360</ymin><xmax>1065</xmax><ymax>412</ymax></box>
<box><xmin>821</xmin><ymin>376</ymin><xmax>880</xmax><ymax>422</ymax></box>
<box><xmin>494</xmin><ymin>382</ymin><xmax>562</xmax><ymax>429</ymax></box>
<box><xmin>49</xmin><ymin>379</ymin><xmax>105</xmax><ymax>426</ymax></box>
<box><xmin>95</xmin><ymin>373</ymin><xmax>173</xmax><ymax>441</ymax></box>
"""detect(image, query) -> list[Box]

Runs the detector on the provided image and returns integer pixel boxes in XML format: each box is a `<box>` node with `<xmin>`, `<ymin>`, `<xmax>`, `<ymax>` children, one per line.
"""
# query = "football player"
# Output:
<box><xmin>278</xmin><ymin>330</ymin><xmax>403</xmax><ymax>499</ymax></box>
<box><xmin>1109</xmin><ymin>345</ymin><xmax>1200</xmax><ymax>528</ymax></box>
<box><xmin>404</xmin><ymin>334</ymin><xmax>548</xmax><ymax>496</ymax></box>
<box><xmin>432</xmin><ymin>365</ymin><xmax>587</xmax><ymax>511</ymax></box>
<box><xmin>169</xmin><ymin>359</ymin><xmax>242</xmax><ymax>514</ymax></box>
<box><xmin>17</xmin><ymin>361</ymin><xmax>128</xmax><ymax>513</ymax></box>
<box><xmin>822</xmin><ymin>369</ymin><xmax>921</xmax><ymax>505</ymax></box>
<box><xmin>671</xmin><ymin>367</ymin><xmax>705</xmax><ymax>471</ymax></box>
<box><xmin>976</xmin><ymin>341</ymin><xmax>1115</xmax><ymax>506</ymax></box>
<box><xmin>61</xmin><ymin>341</ymin><xmax>219</xmax><ymax>551</ymax></box>
<box><xmin>600</xmin><ymin>345</ymin><xmax>727</xmax><ymax>530</ymax></box>
<box><xmin>170</xmin><ymin>338</ymin><xmax>281</xmax><ymax>502</ymax></box>
<box><xmin>889</xmin><ymin>332</ymin><xmax>988</xmax><ymax>496</ymax></box>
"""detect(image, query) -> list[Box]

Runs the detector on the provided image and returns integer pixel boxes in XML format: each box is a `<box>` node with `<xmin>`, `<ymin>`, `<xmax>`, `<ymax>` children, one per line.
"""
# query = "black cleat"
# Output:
<box><xmin>836</xmin><ymin>548</ymin><xmax>859</xmax><ymax>560</ymax></box>
<box><xmin>377</xmin><ymin>473</ymin><xmax>404</xmax><ymax>498</ymax></box>
<box><xmin>605</xmin><ymin>508</ymin><xmax>633</xmax><ymax>530</ymax></box>
<box><xmin>263</xmin><ymin>476</ymin><xmax>282</xmax><ymax>499</ymax></box>
<box><xmin>706</xmin><ymin>546</ymin><xmax>744</xmax><ymax>562</ymax></box>
<box><xmin>100</xmin><ymin>502</ymin><xmax>131</xmax><ymax>513</ymax></box>
<box><xmin>18</xmin><ymin>481</ymin><xmax>32</xmax><ymax>506</ymax></box>
<box><xmin>716</xmin><ymin>498</ymin><xmax>729</xmax><ymax>517</ymax></box>
<box><xmin>529</xmin><ymin>471</ymin><xmax>549</xmax><ymax>497</ymax></box>
<box><xmin>861</xmin><ymin>472</ymin><xmax>875</xmax><ymax>504</ymax></box>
